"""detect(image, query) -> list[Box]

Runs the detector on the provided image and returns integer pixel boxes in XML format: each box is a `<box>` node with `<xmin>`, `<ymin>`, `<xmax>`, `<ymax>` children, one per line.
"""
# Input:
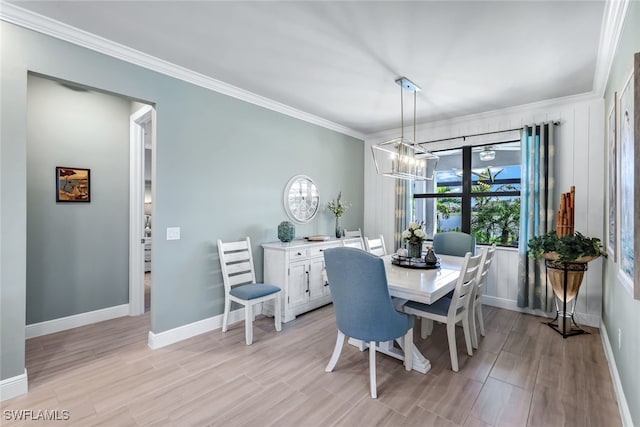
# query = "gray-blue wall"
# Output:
<box><xmin>602</xmin><ymin>1</ymin><xmax>640</xmax><ymax>424</ymax></box>
<box><xmin>1</xmin><ymin>22</ymin><xmax>363</xmax><ymax>382</ymax></box>
<box><xmin>26</xmin><ymin>75</ymin><xmax>131</xmax><ymax>324</ymax></box>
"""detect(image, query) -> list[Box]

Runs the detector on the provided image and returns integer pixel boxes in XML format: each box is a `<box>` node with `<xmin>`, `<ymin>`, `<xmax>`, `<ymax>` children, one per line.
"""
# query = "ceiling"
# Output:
<box><xmin>8</xmin><ymin>1</ymin><xmax>607</xmax><ymax>136</ymax></box>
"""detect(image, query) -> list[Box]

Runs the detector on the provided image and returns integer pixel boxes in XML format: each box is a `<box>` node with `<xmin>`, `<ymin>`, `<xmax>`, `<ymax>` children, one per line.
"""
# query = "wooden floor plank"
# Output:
<box><xmin>0</xmin><ymin>304</ymin><xmax>622</xmax><ymax>426</ymax></box>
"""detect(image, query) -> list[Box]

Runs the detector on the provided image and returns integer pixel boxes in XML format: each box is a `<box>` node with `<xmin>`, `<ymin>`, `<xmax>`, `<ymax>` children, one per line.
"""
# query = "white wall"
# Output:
<box><xmin>364</xmin><ymin>94</ymin><xmax>605</xmax><ymax>326</ymax></box>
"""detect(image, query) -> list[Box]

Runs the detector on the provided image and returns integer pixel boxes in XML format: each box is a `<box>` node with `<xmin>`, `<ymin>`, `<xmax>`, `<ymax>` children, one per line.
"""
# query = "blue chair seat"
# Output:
<box><xmin>230</xmin><ymin>283</ymin><xmax>280</xmax><ymax>300</ymax></box>
<box><xmin>404</xmin><ymin>298</ymin><xmax>462</xmax><ymax>317</ymax></box>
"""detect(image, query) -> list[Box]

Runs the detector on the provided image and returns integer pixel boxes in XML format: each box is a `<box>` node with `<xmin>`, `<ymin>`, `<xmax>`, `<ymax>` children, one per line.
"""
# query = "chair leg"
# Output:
<box><xmin>462</xmin><ymin>313</ymin><xmax>473</xmax><ymax>356</ymax></box>
<box><xmin>222</xmin><ymin>297</ymin><xmax>230</xmax><ymax>333</ymax></box>
<box><xmin>369</xmin><ymin>340</ymin><xmax>377</xmax><ymax>399</ymax></box>
<box><xmin>421</xmin><ymin>318</ymin><xmax>433</xmax><ymax>339</ymax></box>
<box><xmin>446</xmin><ymin>322</ymin><xmax>459</xmax><ymax>372</ymax></box>
<box><xmin>274</xmin><ymin>294</ymin><xmax>282</xmax><ymax>332</ymax></box>
<box><xmin>325</xmin><ymin>331</ymin><xmax>345</xmax><ymax>372</ymax></box>
<box><xmin>403</xmin><ymin>328</ymin><xmax>413</xmax><ymax>371</ymax></box>
<box><xmin>470</xmin><ymin>301</ymin><xmax>479</xmax><ymax>349</ymax></box>
<box><xmin>477</xmin><ymin>304</ymin><xmax>485</xmax><ymax>337</ymax></box>
<box><xmin>244</xmin><ymin>304</ymin><xmax>253</xmax><ymax>345</ymax></box>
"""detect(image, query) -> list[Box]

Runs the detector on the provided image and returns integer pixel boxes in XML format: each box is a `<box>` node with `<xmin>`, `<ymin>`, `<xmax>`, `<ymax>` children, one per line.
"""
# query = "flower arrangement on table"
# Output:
<box><xmin>402</xmin><ymin>222</ymin><xmax>426</xmax><ymax>258</ymax></box>
<box><xmin>328</xmin><ymin>192</ymin><xmax>350</xmax><ymax>238</ymax></box>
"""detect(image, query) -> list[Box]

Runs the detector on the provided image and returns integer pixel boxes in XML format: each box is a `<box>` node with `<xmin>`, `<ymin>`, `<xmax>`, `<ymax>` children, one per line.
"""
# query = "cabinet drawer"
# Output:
<box><xmin>289</xmin><ymin>249</ymin><xmax>308</xmax><ymax>261</ymax></box>
<box><xmin>309</xmin><ymin>246</ymin><xmax>331</xmax><ymax>258</ymax></box>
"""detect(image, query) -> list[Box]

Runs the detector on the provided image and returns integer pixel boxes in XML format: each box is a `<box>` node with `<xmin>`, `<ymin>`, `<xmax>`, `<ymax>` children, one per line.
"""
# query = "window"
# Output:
<box><xmin>414</xmin><ymin>141</ymin><xmax>521</xmax><ymax>247</ymax></box>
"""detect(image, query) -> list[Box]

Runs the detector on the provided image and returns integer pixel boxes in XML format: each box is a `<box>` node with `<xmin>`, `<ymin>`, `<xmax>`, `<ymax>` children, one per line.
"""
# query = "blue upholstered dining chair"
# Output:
<box><xmin>323</xmin><ymin>247</ymin><xmax>414</xmax><ymax>398</ymax></box>
<box><xmin>433</xmin><ymin>231</ymin><xmax>476</xmax><ymax>256</ymax></box>
<box><xmin>217</xmin><ymin>237</ymin><xmax>282</xmax><ymax>345</ymax></box>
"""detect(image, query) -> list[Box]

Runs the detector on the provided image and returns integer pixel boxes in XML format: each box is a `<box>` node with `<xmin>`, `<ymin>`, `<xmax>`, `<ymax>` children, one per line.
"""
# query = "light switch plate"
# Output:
<box><xmin>166</xmin><ymin>227</ymin><xmax>181</xmax><ymax>240</ymax></box>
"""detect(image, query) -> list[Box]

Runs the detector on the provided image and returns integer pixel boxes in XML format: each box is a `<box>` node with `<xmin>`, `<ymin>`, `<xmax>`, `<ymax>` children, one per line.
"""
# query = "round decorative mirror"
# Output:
<box><xmin>283</xmin><ymin>175</ymin><xmax>320</xmax><ymax>224</ymax></box>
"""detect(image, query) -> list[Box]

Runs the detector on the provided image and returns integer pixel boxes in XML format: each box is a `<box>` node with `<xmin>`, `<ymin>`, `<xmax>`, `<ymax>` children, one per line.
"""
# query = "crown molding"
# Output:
<box><xmin>592</xmin><ymin>0</ymin><xmax>630</xmax><ymax>97</ymax></box>
<box><xmin>0</xmin><ymin>2</ymin><xmax>364</xmax><ymax>140</ymax></box>
<box><xmin>365</xmin><ymin>91</ymin><xmax>602</xmax><ymax>142</ymax></box>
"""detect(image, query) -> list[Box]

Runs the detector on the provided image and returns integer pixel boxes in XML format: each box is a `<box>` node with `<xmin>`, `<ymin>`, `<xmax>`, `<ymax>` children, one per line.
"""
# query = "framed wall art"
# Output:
<box><xmin>617</xmin><ymin>59</ymin><xmax>636</xmax><ymax>297</ymax></box>
<box><xmin>607</xmin><ymin>94</ymin><xmax>617</xmax><ymax>261</ymax></box>
<box><xmin>56</xmin><ymin>167</ymin><xmax>90</xmax><ymax>202</ymax></box>
<box><xmin>634</xmin><ymin>51</ymin><xmax>640</xmax><ymax>300</ymax></box>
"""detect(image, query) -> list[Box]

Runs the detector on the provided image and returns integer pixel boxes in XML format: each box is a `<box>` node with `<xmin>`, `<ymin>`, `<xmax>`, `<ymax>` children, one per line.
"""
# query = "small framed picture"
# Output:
<box><xmin>607</xmin><ymin>94</ymin><xmax>617</xmax><ymax>262</ymax></box>
<box><xmin>56</xmin><ymin>167</ymin><xmax>90</xmax><ymax>202</ymax></box>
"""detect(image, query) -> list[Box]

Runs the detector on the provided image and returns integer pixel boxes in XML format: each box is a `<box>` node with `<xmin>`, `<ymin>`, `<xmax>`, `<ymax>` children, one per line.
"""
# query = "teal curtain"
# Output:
<box><xmin>394</xmin><ymin>180</ymin><xmax>412</xmax><ymax>251</ymax></box>
<box><xmin>517</xmin><ymin>123</ymin><xmax>555</xmax><ymax>310</ymax></box>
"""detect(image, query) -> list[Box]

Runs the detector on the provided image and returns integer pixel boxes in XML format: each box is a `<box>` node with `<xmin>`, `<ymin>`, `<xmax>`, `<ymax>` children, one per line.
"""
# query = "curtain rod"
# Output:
<box><xmin>418</xmin><ymin>121</ymin><xmax>559</xmax><ymax>146</ymax></box>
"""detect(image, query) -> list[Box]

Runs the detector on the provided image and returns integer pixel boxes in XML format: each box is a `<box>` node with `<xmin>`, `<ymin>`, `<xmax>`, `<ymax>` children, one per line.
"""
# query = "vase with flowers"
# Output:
<box><xmin>402</xmin><ymin>222</ymin><xmax>426</xmax><ymax>258</ymax></box>
<box><xmin>328</xmin><ymin>192</ymin><xmax>349</xmax><ymax>238</ymax></box>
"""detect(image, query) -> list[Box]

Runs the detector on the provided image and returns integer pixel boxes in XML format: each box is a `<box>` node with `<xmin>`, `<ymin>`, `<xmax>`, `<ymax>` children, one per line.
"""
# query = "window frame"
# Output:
<box><xmin>413</xmin><ymin>142</ymin><xmax>521</xmax><ymax>247</ymax></box>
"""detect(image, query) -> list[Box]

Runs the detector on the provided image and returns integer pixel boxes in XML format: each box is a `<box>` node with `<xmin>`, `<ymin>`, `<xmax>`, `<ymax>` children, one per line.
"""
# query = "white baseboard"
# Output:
<box><xmin>481</xmin><ymin>295</ymin><xmax>600</xmax><ymax>327</ymax></box>
<box><xmin>25</xmin><ymin>304</ymin><xmax>129</xmax><ymax>339</ymax></box>
<box><xmin>148</xmin><ymin>308</ymin><xmax>244</xmax><ymax>349</ymax></box>
<box><xmin>0</xmin><ymin>369</ymin><xmax>28</xmax><ymax>402</ymax></box>
<box><xmin>482</xmin><ymin>295</ymin><xmax>521</xmax><ymax>311</ymax></box>
<box><xmin>600</xmin><ymin>322</ymin><xmax>633</xmax><ymax>427</ymax></box>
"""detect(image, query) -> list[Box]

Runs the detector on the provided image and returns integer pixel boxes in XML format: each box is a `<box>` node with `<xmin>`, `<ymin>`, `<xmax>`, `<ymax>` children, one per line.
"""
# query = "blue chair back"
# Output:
<box><xmin>433</xmin><ymin>232</ymin><xmax>476</xmax><ymax>257</ymax></box>
<box><xmin>323</xmin><ymin>247</ymin><xmax>414</xmax><ymax>342</ymax></box>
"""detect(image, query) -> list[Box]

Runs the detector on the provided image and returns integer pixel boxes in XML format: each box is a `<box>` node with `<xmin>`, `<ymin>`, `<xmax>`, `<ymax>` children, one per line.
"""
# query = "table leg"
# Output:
<box><xmin>421</xmin><ymin>318</ymin><xmax>434</xmax><ymax>339</ymax></box>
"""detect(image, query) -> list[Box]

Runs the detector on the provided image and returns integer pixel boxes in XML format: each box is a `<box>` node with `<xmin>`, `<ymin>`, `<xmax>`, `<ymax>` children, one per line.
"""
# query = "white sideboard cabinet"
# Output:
<box><xmin>262</xmin><ymin>239</ymin><xmax>342</xmax><ymax>323</ymax></box>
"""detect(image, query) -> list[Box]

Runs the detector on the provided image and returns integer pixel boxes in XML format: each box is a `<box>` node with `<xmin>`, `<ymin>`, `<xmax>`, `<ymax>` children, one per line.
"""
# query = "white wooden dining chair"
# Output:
<box><xmin>217</xmin><ymin>237</ymin><xmax>282</xmax><ymax>345</ymax></box>
<box><xmin>342</xmin><ymin>237</ymin><xmax>365</xmax><ymax>250</ymax></box>
<box><xmin>403</xmin><ymin>251</ymin><xmax>483</xmax><ymax>371</ymax></box>
<box><xmin>470</xmin><ymin>244</ymin><xmax>496</xmax><ymax>349</ymax></box>
<box><xmin>343</xmin><ymin>228</ymin><xmax>362</xmax><ymax>238</ymax></box>
<box><xmin>364</xmin><ymin>235</ymin><xmax>387</xmax><ymax>256</ymax></box>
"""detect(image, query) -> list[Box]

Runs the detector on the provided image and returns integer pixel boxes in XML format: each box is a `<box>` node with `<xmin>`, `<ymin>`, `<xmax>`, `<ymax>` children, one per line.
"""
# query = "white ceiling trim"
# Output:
<box><xmin>366</xmin><ymin>91</ymin><xmax>601</xmax><ymax>143</ymax></box>
<box><xmin>0</xmin><ymin>2</ymin><xmax>364</xmax><ymax>140</ymax></box>
<box><xmin>592</xmin><ymin>0</ymin><xmax>630</xmax><ymax>96</ymax></box>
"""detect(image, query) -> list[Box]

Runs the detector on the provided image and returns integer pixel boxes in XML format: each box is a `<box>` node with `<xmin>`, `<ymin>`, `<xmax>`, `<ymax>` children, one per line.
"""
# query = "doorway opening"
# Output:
<box><xmin>129</xmin><ymin>105</ymin><xmax>155</xmax><ymax>316</ymax></box>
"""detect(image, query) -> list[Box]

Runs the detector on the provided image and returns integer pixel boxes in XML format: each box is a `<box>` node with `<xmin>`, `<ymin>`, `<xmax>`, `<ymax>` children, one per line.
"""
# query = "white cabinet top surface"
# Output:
<box><xmin>262</xmin><ymin>238</ymin><xmax>342</xmax><ymax>251</ymax></box>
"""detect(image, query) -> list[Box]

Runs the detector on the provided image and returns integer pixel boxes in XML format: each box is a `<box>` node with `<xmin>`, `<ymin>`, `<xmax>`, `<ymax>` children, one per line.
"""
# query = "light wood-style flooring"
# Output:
<box><xmin>2</xmin><ymin>305</ymin><xmax>621</xmax><ymax>426</ymax></box>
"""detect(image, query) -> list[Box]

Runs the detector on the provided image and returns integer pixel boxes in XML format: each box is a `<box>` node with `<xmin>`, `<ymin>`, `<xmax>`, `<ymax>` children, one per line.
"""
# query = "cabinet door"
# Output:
<box><xmin>308</xmin><ymin>257</ymin><xmax>329</xmax><ymax>299</ymax></box>
<box><xmin>288</xmin><ymin>261</ymin><xmax>309</xmax><ymax>308</ymax></box>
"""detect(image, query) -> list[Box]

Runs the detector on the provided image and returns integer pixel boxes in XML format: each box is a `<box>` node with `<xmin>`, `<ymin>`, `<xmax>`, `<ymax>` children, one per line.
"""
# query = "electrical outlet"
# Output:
<box><xmin>618</xmin><ymin>328</ymin><xmax>622</xmax><ymax>350</ymax></box>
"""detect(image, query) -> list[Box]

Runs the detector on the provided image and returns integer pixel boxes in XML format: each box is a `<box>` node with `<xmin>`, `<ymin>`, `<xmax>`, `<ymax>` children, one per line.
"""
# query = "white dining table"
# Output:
<box><xmin>348</xmin><ymin>254</ymin><xmax>466</xmax><ymax>374</ymax></box>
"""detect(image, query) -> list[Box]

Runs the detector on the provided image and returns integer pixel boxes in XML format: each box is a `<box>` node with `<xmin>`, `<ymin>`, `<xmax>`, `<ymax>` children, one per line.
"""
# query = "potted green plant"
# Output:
<box><xmin>528</xmin><ymin>231</ymin><xmax>606</xmax><ymax>304</ymax></box>
<box><xmin>528</xmin><ymin>230</ymin><xmax>606</xmax><ymax>262</ymax></box>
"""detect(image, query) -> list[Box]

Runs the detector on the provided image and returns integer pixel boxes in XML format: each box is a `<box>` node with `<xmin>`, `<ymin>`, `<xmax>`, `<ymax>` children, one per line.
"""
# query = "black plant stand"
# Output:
<box><xmin>544</xmin><ymin>259</ymin><xmax>589</xmax><ymax>338</ymax></box>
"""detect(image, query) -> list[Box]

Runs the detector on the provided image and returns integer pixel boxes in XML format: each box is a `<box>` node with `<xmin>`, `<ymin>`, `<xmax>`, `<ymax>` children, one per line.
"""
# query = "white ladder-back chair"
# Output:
<box><xmin>403</xmin><ymin>251</ymin><xmax>483</xmax><ymax>371</ymax></box>
<box><xmin>343</xmin><ymin>228</ymin><xmax>362</xmax><ymax>238</ymax></box>
<box><xmin>342</xmin><ymin>237</ymin><xmax>365</xmax><ymax>250</ymax></box>
<box><xmin>470</xmin><ymin>244</ymin><xmax>496</xmax><ymax>348</ymax></box>
<box><xmin>217</xmin><ymin>237</ymin><xmax>282</xmax><ymax>345</ymax></box>
<box><xmin>364</xmin><ymin>235</ymin><xmax>387</xmax><ymax>256</ymax></box>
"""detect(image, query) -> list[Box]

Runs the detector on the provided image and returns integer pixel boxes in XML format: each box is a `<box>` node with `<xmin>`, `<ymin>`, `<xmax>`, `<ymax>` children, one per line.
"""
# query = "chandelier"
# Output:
<box><xmin>371</xmin><ymin>77</ymin><xmax>438</xmax><ymax>180</ymax></box>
